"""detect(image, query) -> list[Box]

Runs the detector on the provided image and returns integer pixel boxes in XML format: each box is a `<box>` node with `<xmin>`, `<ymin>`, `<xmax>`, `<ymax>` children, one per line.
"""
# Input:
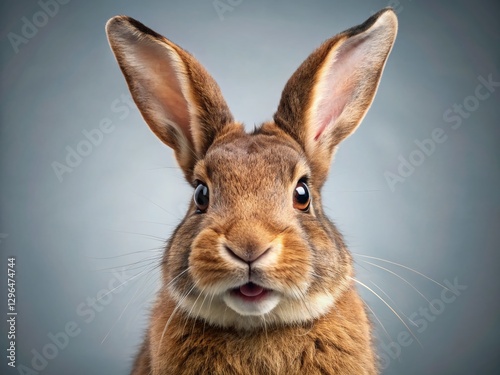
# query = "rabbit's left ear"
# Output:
<box><xmin>274</xmin><ymin>8</ymin><xmax>397</xmax><ymax>181</ymax></box>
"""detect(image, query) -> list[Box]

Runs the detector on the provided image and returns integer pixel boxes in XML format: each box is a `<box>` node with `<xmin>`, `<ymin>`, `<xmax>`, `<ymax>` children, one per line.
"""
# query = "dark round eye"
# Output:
<box><xmin>293</xmin><ymin>180</ymin><xmax>311</xmax><ymax>212</ymax></box>
<box><xmin>193</xmin><ymin>183</ymin><xmax>209</xmax><ymax>213</ymax></box>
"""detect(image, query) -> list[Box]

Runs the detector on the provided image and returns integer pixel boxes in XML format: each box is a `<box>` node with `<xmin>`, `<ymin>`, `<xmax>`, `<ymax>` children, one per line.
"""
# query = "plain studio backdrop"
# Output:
<box><xmin>0</xmin><ymin>1</ymin><xmax>499</xmax><ymax>374</ymax></box>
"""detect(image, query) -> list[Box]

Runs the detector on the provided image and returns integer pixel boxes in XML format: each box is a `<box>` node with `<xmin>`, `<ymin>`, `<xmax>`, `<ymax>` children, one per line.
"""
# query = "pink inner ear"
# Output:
<box><xmin>133</xmin><ymin>42</ymin><xmax>193</xmax><ymax>146</ymax></box>
<box><xmin>311</xmin><ymin>36</ymin><xmax>370</xmax><ymax>142</ymax></box>
<box><xmin>313</xmin><ymin>91</ymin><xmax>349</xmax><ymax>141</ymax></box>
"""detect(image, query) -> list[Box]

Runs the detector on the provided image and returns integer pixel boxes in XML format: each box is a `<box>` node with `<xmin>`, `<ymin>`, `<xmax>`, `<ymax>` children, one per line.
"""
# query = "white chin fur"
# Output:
<box><xmin>222</xmin><ymin>292</ymin><xmax>281</xmax><ymax>316</ymax></box>
<box><xmin>176</xmin><ymin>290</ymin><xmax>336</xmax><ymax>330</ymax></box>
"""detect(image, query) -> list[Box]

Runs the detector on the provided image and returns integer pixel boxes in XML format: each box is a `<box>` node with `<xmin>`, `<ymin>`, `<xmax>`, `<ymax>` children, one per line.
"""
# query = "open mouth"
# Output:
<box><xmin>230</xmin><ymin>282</ymin><xmax>271</xmax><ymax>302</ymax></box>
<box><xmin>223</xmin><ymin>282</ymin><xmax>280</xmax><ymax>316</ymax></box>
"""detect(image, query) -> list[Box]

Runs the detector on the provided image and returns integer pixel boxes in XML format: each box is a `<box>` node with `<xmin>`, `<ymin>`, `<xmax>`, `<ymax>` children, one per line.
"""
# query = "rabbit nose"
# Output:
<box><xmin>224</xmin><ymin>245</ymin><xmax>271</xmax><ymax>265</ymax></box>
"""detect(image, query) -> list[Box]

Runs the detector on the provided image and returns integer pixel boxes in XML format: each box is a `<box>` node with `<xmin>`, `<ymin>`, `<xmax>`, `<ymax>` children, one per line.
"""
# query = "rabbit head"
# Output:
<box><xmin>106</xmin><ymin>9</ymin><xmax>397</xmax><ymax>331</ymax></box>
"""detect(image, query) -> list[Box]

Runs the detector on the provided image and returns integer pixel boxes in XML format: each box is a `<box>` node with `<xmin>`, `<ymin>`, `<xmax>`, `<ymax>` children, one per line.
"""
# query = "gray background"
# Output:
<box><xmin>1</xmin><ymin>0</ymin><xmax>499</xmax><ymax>374</ymax></box>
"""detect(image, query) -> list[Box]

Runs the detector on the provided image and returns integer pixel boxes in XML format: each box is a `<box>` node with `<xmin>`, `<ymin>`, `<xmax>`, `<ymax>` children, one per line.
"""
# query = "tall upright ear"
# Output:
<box><xmin>274</xmin><ymin>8</ymin><xmax>397</xmax><ymax>181</ymax></box>
<box><xmin>106</xmin><ymin>16</ymin><xmax>236</xmax><ymax>180</ymax></box>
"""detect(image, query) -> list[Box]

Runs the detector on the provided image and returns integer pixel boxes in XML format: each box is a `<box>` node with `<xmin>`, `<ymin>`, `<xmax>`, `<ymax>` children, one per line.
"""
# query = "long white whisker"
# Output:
<box><xmin>164</xmin><ymin>268</ymin><xmax>191</xmax><ymax>290</ymax></box>
<box><xmin>369</xmin><ymin>280</ymin><xmax>418</xmax><ymax>327</ymax></box>
<box><xmin>182</xmin><ymin>285</ymin><xmax>205</xmax><ymax>337</ymax></box>
<box><xmin>157</xmin><ymin>283</ymin><xmax>197</xmax><ymax>356</ymax></box>
<box><xmin>101</xmin><ymin>263</ymin><xmax>159</xmax><ymax>344</ymax></box>
<box><xmin>350</xmin><ymin>277</ymin><xmax>421</xmax><ymax>347</ymax></box>
<box><xmin>94</xmin><ymin>257</ymin><xmax>162</xmax><ymax>274</ymax></box>
<box><xmin>86</xmin><ymin>248</ymin><xmax>164</xmax><ymax>260</ymax></box>
<box><xmin>203</xmin><ymin>291</ymin><xmax>216</xmax><ymax>336</ymax></box>
<box><xmin>109</xmin><ymin>229</ymin><xmax>168</xmax><ymax>242</ymax></box>
<box><xmin>193</xmin><ymin>289</ymin><xmax>211</xmax><ymax>336</ymax></box>
<box><xmin>362</xmin><ymin>299</ymin><xmax>392</xmax><ymax>342</ymax></box>
<box><xmin>353</xmin><ymin>254</ymin><xmax>450</xmax><ymax>292</ymax></box>
<box><xmin>361</xmin><ymin>260</ymin><xmax>432</xmax><ymax>305</ymax></box>
<box><xmin>262</xmin><ymin>313</ymin><xmax>269</xmax><ymax>341</ymax></box>
<box><xmin>95</xmin><ymin>267</ymin><xmax>150</xmax><ymax>302</ymax></box>
<box><xmin>125</xmin><ymin>271</ymin><xmax>162</xmax><ymax>333</ymax></box>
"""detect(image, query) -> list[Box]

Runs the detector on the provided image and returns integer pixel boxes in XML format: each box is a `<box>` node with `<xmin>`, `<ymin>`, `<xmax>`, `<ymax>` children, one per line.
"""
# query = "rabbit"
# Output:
<box><xmin>106</xmin><ymin>7</ymin><xmax>397</xmax><ymax>375</ymax></box>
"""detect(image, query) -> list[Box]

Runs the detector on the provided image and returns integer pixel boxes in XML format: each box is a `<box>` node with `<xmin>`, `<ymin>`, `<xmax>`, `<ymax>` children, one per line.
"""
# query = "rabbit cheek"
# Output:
<box><xmin>263</xmin><ymin>232</ymin><xmax>313</xmax><ymax>296</ymax></box>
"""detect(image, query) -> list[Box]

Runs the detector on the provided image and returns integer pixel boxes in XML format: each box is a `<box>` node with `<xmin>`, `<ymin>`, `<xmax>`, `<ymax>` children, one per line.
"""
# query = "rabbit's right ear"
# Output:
<box><xmin>106</xmin><ymin>16</ymin><xmax>236</xmax><ymax>180</ymax></box>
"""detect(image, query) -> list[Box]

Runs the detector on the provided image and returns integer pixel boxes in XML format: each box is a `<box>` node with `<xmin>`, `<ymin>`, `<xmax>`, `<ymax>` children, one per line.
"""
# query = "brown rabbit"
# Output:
<box><xmin>106</xmin><ymin>8</ymin><xmax>397</xmax><ymax>375</ymax></box>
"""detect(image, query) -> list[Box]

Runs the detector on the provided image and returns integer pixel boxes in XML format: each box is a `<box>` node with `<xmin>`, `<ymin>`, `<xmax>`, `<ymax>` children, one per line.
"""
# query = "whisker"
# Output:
<box><xmin>125</xmin><ymin>269</ymin><xmax>162</xmax><ymax>333</ymax></box>
<box><xmin>131</xmin><ymin>267</ymin><xmax>192</xmax><ymax>332</ymax></box>
<box><xmin>164</xmin><ymin>268</ymin><xmax>191</xmax><ymax>291</ymax></box>
<box><xmin>134</xmin><ymin>192</ymin><xmax>182</xmax><ymax>220</ymax></box>
<box><xmin>95</xmin><ymin>266</ymin><xmax>151</xmax><ymax>302</ymax></box>
<box><xmin>262</xmin><ymin>313</ymin><xmax>269</xmax><ymax>341</ymax></box>
<box><xmin>361</xmin><ymin>260</ymin><xmax>432</xmax><ymax>305</ymax></box>
<box><xmin>111</xmin><ymin>261</ymin><xmax>160</xmax><ymax>274</ymax></box>
<box><xmin>101</xmin><ymin>262</ymin><xmax>159</xmax><ymax>344</ymax></box>
<box><xmin>203</xmin><ymin>291</ymin><xmax>216</xmax><ymax>336</ymax></box>
<box><xmin>193</xmin><ymin>289</ymin><xmax>211</xmax><ymax>336</ymax></box>
<box><xmin>91</xmin><ymin>257</ymin><xmax>163</xmax><ymax>274</ymax></box>
<box><xmin>353</xmin><ymin>253</ymin><xmax>450</xmax><ymax>292</ymax></box>
<box><xmin>85</xmin><ymin>247</ymin><xmax>163</xmax><ymax>260</ymax></box>
<box><xmin>182</xmin><ymin>285</ymin><xmax>205</xmax><ymax>337</ymax></box>
<box><xmin>369</xmin><ymin>281</ymin><xmax>418</xmax><ymax>328</ymax></box>
<box><xmin>350</xmin><ymin>277</ymin><xmax>421</xmax><ymax>347</ymax></box>
<box><xmin>362</xmin><ymin>299</ymin><xmax>392</xmax><ymax>342</ymax></box>
<box><xmin>136</xmin><ymin>220</ymin><xmax>176</xmax><ymax>227</ymax></box>
<box><xmin>157</xmin><ymin>283</ymin><xmax>196</xmax><ymax>356</ymax></box>
<box><xmin>108</xmin><ymin>230</ymin><xmax>167</xmax><ymax>242</ymax></box>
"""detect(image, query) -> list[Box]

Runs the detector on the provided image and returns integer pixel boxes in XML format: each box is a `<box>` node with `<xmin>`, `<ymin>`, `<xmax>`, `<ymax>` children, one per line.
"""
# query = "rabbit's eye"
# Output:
<box><xmin>194</xmin><ymin>183</ymin><xmax>209</xmax><ymax>213</ymax></box>
<box><xmin>293</xmin><ymin>181</ymin><xmax>311</xmax><ymax>212</ymax></box>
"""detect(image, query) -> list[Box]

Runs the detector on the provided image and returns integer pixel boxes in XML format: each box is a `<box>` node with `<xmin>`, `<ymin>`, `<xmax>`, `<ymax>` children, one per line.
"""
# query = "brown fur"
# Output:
<box><xmin>106</xmin><ymin>8</ymin><xmax>398</xmax><ymax>375</ymax></box>
<box><xmin>138</xmin><ymin>288</ymin><xmax>374</xmax><ymax>375</ymax></box>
